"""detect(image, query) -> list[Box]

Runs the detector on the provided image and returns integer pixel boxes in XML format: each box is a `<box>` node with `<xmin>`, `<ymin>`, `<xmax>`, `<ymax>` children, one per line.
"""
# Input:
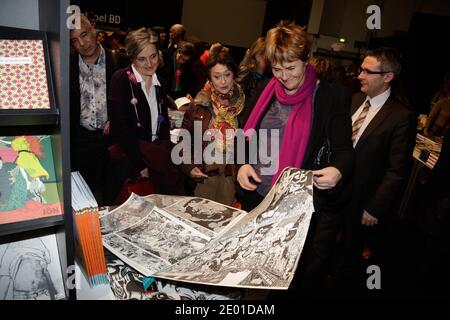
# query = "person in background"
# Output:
<box><xmin>96</xmin><ymin>30</ymin><xmax>108</xmax><ymax>48</ymax></box>
<box><xmin>152</xmin><ymin>26</ymin><xmax>168</xmax><ymax>50</ymax></box>
<box><xmin>178</xmin><ymin>44</ymin><xmax>245</xmax><ymax>205</ymax></box>
<box><xmin>198</xmin><ymin>41</ymin><xmax>211</xmax><ymax>66</ymax></box>
<box><xmin>171</xmin><ymin>40</ymin><xmax>208</xmax><ymax>99</ymax></box>
<box><xmin>309</xmin><ymin>56</ymin><xmax>333</xmax><ymax>82</ymax></box>
<box><xmin>165</xmin><ymin>24</ymin><xmax>186</xmax><ymax>95</ymax></box>
<box><xmin>236</xmin><ymin>21</ymin><xmax>354</xmax><ymax>290</ymax></box>
<box><xmin>337</xmin><ymin>47</ymin><xmax>417</xmax><ymax>290</ymax></box>
<box><xmin>107</xmin><ymin>28</ymin><xmax>185</xmax><ymax>196</ymax></box>
<box><xmin>108</xmin><ymin>31</ymin><xmax>127</xmax><ymax>53</ymax></box>
<box><xmin>415</xmin><ymin>129</ymin><xmax>450</xmax><ymax>295</ymax></box>
<box><xmin>69</xmin><ymin>14</ymin><xmax>129</xmax><ymax>205</ymax></box>
<box><xmin>429</xmin><ymin>72</ymin><xmax>450</xmax><ymax>111</ymax></box>
<box><xmin>424</xmin><ymin>96</ymin><xmax>450</xmax><ymax>137</ymax></box>
<box><xmin>236</xmin><ymin>37</ymin><xmax>271</xmax><ymax>126</ymax></box>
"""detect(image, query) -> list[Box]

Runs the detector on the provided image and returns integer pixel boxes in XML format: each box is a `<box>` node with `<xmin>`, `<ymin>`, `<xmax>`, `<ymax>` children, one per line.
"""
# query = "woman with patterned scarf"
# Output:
<box><xmin>178</xmin><ymin>43</ymin><xmax>244</xmax><ymax>205</ymax></box>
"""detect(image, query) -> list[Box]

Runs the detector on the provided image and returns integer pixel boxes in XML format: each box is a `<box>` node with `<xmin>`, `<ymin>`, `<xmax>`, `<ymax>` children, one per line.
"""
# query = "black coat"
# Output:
<box><xmin>107</xmin><ymin>66</ymin><xmax>171</xmax><ymax>174</ymax></box>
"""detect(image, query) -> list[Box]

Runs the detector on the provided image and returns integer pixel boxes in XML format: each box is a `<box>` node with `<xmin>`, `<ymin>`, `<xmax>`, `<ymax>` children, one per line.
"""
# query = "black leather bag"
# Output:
<box><xmin>313</xmin><ymin>137</ymin><xmax>331</xmax><ymax>169</ymax></box>
<box><xmin>313</xmin><ymin>118</ymin><xmax>332</xmax><ymax>169</ymax></box>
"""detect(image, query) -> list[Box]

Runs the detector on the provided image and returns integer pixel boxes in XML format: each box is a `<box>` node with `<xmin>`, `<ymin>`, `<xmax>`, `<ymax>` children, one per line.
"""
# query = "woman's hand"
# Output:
<box><xmin>312</xmin><ymin>166</ymin><xmax>342</xmax><ymax>190</ymax></box>
<box><xmin>237</xmin><ymin>164</ymin><xmax>262</xmax><ymax>191</ymax></box>
<box><xmin>140</xmin><ymin>168</ymin><xmax>149</xmax><ymax>178</ymax></box>
<box><xmin>190</xmin><ymin>167</ymin><xmax>209</xmax><ymax>179</ymax></box>
<box><xmin>361</xmin><ymin>210</ymin><xmax>378</xmax><ymax>226</ymax></box>
<box><xmin>103</xmin><ymin>120</ymin><xmax>110</xmax><ymax>136</ymax></box>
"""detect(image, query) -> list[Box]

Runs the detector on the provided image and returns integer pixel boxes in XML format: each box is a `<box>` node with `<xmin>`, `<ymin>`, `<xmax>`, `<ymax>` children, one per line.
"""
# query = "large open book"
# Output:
<box><xmin>100</xmin><ymin>168</ymin><xmax>314</xmax><ymax>290</ymax></box>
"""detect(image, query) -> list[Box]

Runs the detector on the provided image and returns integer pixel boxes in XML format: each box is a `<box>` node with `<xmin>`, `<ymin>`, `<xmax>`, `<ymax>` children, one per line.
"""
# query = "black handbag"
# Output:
<box><xmin>313</xmin><ymin>117</ymin><xmax>332</xmax><ymax>169</ymax></box>
<box><xmin>313</xmin><ymin>138</ymin><xmax>331</xmax><ymax>169</ymax></box>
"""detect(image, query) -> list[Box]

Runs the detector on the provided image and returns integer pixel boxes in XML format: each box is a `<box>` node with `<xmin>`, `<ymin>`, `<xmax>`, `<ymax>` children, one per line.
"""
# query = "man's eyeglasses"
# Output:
<box><xmin>358</xmin><ymin>67</ymin><xmax>393</xmax><ymax>75</ymax></box>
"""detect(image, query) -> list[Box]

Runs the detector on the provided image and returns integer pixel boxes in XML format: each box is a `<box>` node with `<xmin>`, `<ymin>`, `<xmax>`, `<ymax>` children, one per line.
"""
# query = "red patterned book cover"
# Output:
<box><xmin>0</xmin><ymin>39</ymin><xmax>51</xmax><ymax>110</ymax></box>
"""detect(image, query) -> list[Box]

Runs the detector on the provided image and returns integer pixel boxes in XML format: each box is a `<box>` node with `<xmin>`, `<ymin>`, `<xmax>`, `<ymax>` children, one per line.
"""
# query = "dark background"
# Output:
<box><xmin>74</xmin><ymin>0</ymin><xmax>450</xmax><ymax>113</ymax></box>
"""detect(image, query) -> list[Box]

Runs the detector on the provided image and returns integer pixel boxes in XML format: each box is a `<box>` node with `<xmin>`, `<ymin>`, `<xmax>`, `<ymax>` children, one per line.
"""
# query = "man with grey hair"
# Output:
<box><xmin>70</xmin><ymin>14</ymin><xmax>128</xmax><ymax>204</ymax></box>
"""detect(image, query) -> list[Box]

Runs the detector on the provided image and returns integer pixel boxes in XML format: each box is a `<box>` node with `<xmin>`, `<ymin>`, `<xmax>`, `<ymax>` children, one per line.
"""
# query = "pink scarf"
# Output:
<box><xmin>244</xmin><ymin>64</ymin><xmax>317</xmax><ymax>184</ymax></box>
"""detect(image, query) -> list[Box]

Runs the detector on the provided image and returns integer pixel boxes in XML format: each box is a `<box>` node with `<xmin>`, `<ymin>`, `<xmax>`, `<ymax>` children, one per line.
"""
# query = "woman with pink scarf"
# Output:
<box><xmin>237</xmin><ymin>21</ymin><xmax>354</xmax><ymax>290</ymax></box>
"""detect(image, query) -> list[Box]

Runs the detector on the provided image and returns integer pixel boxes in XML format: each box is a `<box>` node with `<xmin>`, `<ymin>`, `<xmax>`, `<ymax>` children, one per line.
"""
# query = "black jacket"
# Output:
<box><xmin>107</xmin><ymin>66</ymin><xmax>171</xmax><ymax>174</ymax></box>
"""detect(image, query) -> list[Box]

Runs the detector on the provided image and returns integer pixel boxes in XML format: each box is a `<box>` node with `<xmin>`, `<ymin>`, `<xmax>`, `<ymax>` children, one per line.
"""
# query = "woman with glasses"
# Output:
<box><xmin>336</xmin><ymin>47</ymin><xmax>416</xmax><ymax>290</ymax></box>
<box><xmin>237</xmin><ymin>21</ymin><xmax>354</xmax><ymax>290</ymax></box>
<box><xmin>107</xmin><ymin>28</ymin><xmax>185</xmax><ymax>198</ymax></box>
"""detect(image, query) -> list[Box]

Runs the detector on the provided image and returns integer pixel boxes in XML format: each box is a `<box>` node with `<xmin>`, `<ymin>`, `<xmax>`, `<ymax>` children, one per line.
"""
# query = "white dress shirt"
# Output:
<box><xmin>352</xmin><ymin>87</ymin><xmax>391</xmax><ymax>147</ymax></box>
<box><xmin>131</xmin><ymin>65</ymin><xmax>160</xmax><ymax>141</ymax></box>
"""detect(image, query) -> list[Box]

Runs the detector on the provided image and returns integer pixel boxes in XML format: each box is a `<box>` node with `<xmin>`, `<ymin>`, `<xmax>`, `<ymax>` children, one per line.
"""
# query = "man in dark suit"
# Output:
<box><xmin>338</xmin><ymin>47</ymin><xmax>417</xmax><ymax>289</ymax></box>
<box><xmin>69</xmin><ymin>14</ymin><xmax>128</xmax><ymax>204</ymax></box>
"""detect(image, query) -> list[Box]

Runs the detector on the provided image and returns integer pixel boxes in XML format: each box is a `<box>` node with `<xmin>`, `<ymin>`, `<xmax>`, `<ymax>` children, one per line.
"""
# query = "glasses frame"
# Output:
<box><xmin>358</xmin><ymin>67</ymin><xmax>393</xmax><ymax>75</ymax></box>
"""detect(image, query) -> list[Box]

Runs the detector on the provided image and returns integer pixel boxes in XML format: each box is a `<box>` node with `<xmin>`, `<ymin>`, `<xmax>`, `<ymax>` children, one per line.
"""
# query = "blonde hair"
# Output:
<box><xmin>125</xmin><ymin>28</ymin><xmax>159</xmax><ymax>62</ymax></box>
<box><xmin>265</xmin><ymin>21</ymin><xmax>312</xmax><ymax>65</ymax></box>
<box><xmin>242</xmin><ymin>37</ymin><xmax>266</xmax><ymax>71</ymax></box>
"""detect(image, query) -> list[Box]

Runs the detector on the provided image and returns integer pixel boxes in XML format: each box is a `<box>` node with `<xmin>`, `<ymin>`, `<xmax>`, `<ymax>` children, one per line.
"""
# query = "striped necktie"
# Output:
<box><xmin>352</xmin><ymin>100</ymin><xmax>371</xmax><ymax>142</ymax></box>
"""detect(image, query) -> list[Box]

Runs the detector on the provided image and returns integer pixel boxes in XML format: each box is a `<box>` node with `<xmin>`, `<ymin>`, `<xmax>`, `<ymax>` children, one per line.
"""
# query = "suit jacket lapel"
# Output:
<box><xmin>355</xmin><ymin>97</ymin><xmax>394</xmax><ymax>150</ymax></box>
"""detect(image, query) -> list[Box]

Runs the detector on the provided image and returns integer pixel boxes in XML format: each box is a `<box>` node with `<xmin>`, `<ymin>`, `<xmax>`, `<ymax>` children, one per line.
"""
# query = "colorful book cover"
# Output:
<box><xmin>0</xmin><ymin>135</ymin><xmax>62</xmax><ymax>224</ymax></box>
<box><xmin>0</xmin><ymin>39</ymin><xmax>51</xmax><ymax>110</ymax></box>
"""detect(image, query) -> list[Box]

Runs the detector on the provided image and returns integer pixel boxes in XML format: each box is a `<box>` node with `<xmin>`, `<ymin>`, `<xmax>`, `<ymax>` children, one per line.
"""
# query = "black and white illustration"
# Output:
<box><xmin>103</xmin><ymin>233</ymin><xmax>170</xmax><ymax>275</ymax></box>
<box><xmin>164</xmin><ymin>197</ymin><xmax>246</xmax><ymax>237</ymax></box>
<box><xmin>101</xmin><ymin>168</ymin><xmax>314</xmax><ymax>289</ymax></box>
<box><xmin>155</xmin><ymin>168</ymin><xmax>314</xmax><ymax>289</ymax></box>
<box><xmin>106</xmin><ymin>257</ymin><xmax>156</xmax><ymax>300</ymax></box>
<box><xmin>103</xmin><ymin>206</ymin><xmax>210</xmax><ymax>276</ymax></box>
<box><xmin>153</xmin><ymin>279</ymin><xmax>241</xmax><ymax>300</ymax></box>
<box><xmin>100</xmin><ymin>193</ymin><xmax>155</xmax><ymax>234</ymax></box>
<box><xmin>143</xmin><ymin>194</ymin><xmax>190</xmax><ymax>209</ymax></box>
<box><xmin>105</xmin><ymin>256</ymin><xmax>240</xmax><ymax>300</ymax></box>
<box><xmin>0</xmin><ymin>234</ymin><xmax>65</xmax><ymax>300</ymax></box>
<box><xmin>116</xmin><ymin>208</ymin><xmax>210</xmax><ymax>264</ymax></box>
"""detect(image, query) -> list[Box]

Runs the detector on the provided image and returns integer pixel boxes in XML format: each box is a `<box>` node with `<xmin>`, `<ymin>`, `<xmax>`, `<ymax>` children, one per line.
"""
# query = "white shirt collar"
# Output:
<box><xmin>131</xmin><ymin>65</ymin><xmax>160</xmax><ymax>87</ymax></box>
<box><xmin>366</xmin><ymin>87</ymin><xmax>391</xmax><ymax>111</ymax></box>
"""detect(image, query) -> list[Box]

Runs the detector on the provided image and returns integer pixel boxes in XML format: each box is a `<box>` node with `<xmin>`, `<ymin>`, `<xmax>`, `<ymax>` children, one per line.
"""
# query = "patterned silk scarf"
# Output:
<box><xmin>204</xmin><ymin>81</ymin><xmax>245</xmax><ymax>151</ymax></box>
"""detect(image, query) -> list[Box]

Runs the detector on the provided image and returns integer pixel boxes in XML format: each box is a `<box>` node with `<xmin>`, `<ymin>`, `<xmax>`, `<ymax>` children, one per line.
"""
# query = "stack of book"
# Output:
<box><xmin>71</xmin><ymin>171</ymin><xmax>107</xmax><ymax>287</ymax></box>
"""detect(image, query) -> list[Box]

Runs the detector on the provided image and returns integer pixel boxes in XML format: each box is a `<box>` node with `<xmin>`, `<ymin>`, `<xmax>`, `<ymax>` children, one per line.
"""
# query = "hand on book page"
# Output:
<box><xmin>166</xmin><ymin>95</ymin><xmax>192</xmax><ymax>110</ymax></box>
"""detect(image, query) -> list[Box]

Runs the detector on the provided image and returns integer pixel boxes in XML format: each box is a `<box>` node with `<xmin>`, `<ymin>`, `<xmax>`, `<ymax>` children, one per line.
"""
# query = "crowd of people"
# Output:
<box><xmin>69</xmin><ymin>15</ymin><xmax>449</xmax><ymax>297</ymax></box>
